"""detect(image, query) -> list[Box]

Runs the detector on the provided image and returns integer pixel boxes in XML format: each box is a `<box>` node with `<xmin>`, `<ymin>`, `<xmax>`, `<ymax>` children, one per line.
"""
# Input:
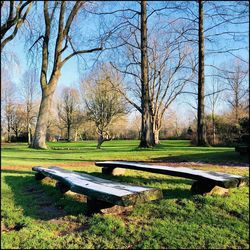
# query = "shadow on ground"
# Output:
<box><xmin>2</xmin><ymin>169</ymin><xmax>33</xmax><ymax>175</ymax></box>
<box><xmin>152</xmin><ymin>151</ymin><xmax>249</xmax><ymax>166</ymax></box>
<box><xmin>4</xmin><ymin>174</ymin><xmax>88</xmax><ymax>221</ymax></box>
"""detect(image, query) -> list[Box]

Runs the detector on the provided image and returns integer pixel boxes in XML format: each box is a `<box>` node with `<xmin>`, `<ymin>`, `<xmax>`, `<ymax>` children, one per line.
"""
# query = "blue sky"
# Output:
<box><xmin>2</xmin><ymin>1</ymin><xmax>249</xmax><ymax>124</ymax></box>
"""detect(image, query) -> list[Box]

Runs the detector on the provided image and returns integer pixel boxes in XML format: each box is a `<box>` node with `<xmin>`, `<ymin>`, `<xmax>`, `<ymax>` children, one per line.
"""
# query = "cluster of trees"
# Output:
<box><xmin>1</xmin><ymin>1</ymin><xmax>249</xmax><ymax>149</ymax></box>
<box><xmin>1</xmin><ymin>68</ymin><xmax>40</xmax><ymax>144</ymax></box>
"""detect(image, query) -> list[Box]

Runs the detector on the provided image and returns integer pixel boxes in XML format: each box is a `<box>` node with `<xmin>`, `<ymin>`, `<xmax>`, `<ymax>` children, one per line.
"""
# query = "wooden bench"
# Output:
<box><xmin>32</xmin><ymin>166</ymin><xmax>163</xmax><ymax>214</ymax></box>
<box><xmin>95</xmin><ymin>161</ymin><xmax>249</xmax><ymax>195</ymax></box>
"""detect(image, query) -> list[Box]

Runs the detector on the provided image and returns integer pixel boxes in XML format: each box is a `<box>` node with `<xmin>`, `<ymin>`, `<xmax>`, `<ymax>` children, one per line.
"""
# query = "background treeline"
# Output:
<box><xmin>1</xmin><ymin>65</ymin><xmax>248</xmax><ymax>146</ymax></box>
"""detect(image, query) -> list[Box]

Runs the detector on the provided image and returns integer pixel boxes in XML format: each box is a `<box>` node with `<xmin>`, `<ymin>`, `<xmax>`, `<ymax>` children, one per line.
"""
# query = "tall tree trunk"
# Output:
<box><xmin>27</xmin><ymin>122</ymin><xmax>31</xmax><ymax>145</ymax></box>
<box><xmin>154</xmin><ymin>129</ymin><xmax>160</xmax><ymax>144</ymax></box>
<box><xmin>67</xmin><ymin>124</ymin><xmax>71</xmax><ymax>141</ymax></box>
<box><xmin>96</xmin><ymin>131</ymin><xmax>112</xmax><ymax>149</ymax></box>
<box><xmin>97</xmin><ymin>134</ymin><xmax>104</xmax><ymax>149</ymax></box>
<box><xmin>212</xmin><ymin>112</ymin><xmax>216</xmax><ymax>145</ymax></box>
<box><xmin>197</xmin><ymin>0</ymin><xmax>207</xmax><ymax>146</ymax></box>
<box><xmin>7</xmin><ymin>122</ymin><xmax>11</xmax><ymax>142</ymax></box>
<box><xmin>29</xmin><ymin>125</ymin><xmax>32</xmax><ymax>144</ymax></box>
<box><xmin>152</xmin><ymin>114</ymin><xmax>160</xmax><ymax>144</ymax></box>
<box><xmin>31</xmin><ymin>88</ymin><xmax>55</xmax><ymax>149</ymax></box>
<box><xmin>139</xmin><ymin>0</ymin><xmax>155</xmax><ymax>148</ymax></box>
<box><xmin>235</xmin><ymin>99</ymin><xmax>239</xmax><ymax>123</ymax></box>
<box><xmin>74</xmin><ymin>129</ymin><xmax>78</xmax><ymax>142</ymax></box>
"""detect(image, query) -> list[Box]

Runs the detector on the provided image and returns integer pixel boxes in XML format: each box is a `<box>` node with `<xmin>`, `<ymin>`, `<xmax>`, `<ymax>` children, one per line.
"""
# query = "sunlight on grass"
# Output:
<box><xmin>1</xmin><ymin>166</ymin><xmax>249</xmax><ymax>249</ymax></box>
<box><xmin>1</xmin><ymin>140</ymin><xmax>248</xmax><ymax>167</ymax></box>
<box><xmin>1</xmin><ymin>140</ymin><xmax>249</xmax><ymax>249</ymax></box>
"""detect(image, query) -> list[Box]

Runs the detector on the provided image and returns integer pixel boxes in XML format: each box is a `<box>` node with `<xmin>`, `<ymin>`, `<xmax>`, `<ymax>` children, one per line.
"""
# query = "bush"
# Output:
<box><xmin>11</xmin><ymin>132</ymin><xmax>28</xmax><ymax>142</ymax></box>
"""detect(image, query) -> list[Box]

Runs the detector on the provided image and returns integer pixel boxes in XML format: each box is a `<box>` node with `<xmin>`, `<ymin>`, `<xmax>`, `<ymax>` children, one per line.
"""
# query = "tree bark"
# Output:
<box><xmin>154</xmin><ymin>129</ymin><xmax>160</xmax><ymax>145</ymax></box>
<box><xmin>31</xmin><ymin>87</ymin><xmax>55</xmax><ymax>149</ymax></box>
<box><xmin>74</xmin><ymin>129</ymin><xmax>78</xmax><ymax>142</ymax></box>
<box><xmin>67</xmin><ymin>124</ymin><xmax>71</xmax><ymax>141</ymax></box>
<box><xmin>139</xmin><ymin>0</ymin><xmax>155</xmax><ymax>148</ymax></box>
<box><xmin>27</xmin><ymin>122</ymin><xmax>31</xmax><ymax>145</ymax></box>
<box><xmin>197</xmin><ymin>0</ymin><xmax>207</xmax><ymax>146</ymax></box>
<box><xmin>97</xmin><ymin>135</ymin><xmax>104</xmax><ymax>149</ymax></box>
<box><xmin>7</xmin><ymin>122</ymin><xmax>11</xmax><ymax>142</ymax></box>
<box><xmin>96</xmin><ymin>132</ymin><xmax>112</xmax><ymax>149</ymax></box>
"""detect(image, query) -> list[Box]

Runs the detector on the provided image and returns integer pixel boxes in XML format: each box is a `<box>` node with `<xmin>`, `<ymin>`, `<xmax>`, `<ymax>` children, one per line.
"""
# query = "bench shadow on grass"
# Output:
<box><xmin>152</xmin><ymin>151</ymin><xmax>249</xmax><ymax>165</ymax></box>
<box><xmin>4</xmin><ymin>174</ymin><xmax>88</xmax><ymax>221</ymax></box>
<box><xmin>2</xmin><ymin>169</ymin><xmax>34</xmax><ymax>175</ymax></box>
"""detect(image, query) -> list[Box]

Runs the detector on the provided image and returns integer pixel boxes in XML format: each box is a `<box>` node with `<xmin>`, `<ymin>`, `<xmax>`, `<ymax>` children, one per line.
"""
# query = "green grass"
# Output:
<box><xmin>1</xmin><ymin>140</ymin><xmax>248</xmax><ymax>167</ymax></box>
<box><xmin>1</xmin><ymin>140</ymin><xmax>249</xmax><ymax>249</ymax></box>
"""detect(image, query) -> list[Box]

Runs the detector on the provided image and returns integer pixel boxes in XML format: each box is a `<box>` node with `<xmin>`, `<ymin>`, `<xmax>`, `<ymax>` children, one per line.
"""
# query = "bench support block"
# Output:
<box><xmin>102</xmin><ymin>167</ymin><xmax>126</xmax><ymax>176</ymax></box>
<box><xmin>87</xmin><ymin>197</ymin><xmax>133</xmax><ymax>215</ymax></box>
<box><xmin>191</xmin><ymin>181</ymin><xmax>229</xmax><ymax>196</ymax></box>
<box><xmin>35</xmin><ymin>172</ymin><xmax>46</xmax><ymax>181</ymax></box>
<box><xmin>56</xmin><ymin>181</ymin><xmax>70</xmax><ymax>193</ymax></box>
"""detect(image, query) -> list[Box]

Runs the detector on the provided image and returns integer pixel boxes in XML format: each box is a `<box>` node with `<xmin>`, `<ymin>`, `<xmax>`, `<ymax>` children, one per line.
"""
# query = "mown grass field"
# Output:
<box><xmin>1</xmin><ymin>140</ymin><xmax>249</xmax><ymax>249</ymax></box>
<box><xmin>1</xmin><ymin>139</ymin><xmax>249</xmax><ymax>166</ymax></box>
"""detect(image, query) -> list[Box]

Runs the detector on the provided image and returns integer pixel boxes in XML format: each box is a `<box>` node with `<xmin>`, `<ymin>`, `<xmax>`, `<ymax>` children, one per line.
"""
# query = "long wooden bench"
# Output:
<box><xmin>95</xmin><ymin>161</ymin><xmax>249</xmax><ymax>195</ymax></box>
<box><xmin>32</xmin><ymin>166</ymin><xmax>163</xmax><ymax>214</ymax></box>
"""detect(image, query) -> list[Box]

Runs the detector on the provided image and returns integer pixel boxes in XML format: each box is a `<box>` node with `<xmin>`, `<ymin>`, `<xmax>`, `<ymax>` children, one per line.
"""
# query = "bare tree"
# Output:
<box><xmin>1</xmin><ymin>1</ymin><xmax>33</xmax><ymax>51</ymax></box>
<box><xmin>10</xmin><ymin>104</ymin><xmax>26</xmax><ymax>140</ymax></box>
<box><xmin>207</xmin><ymin>75</ymin><xmax>221</xmax><ymax>145</ymax></box>
<box><xmin>167</xmin><ymin>1</ymin><xmax>248</xmax><ymax>146</ymax></box>
<box><xmin>83</xmin><ymin>69</ymin><xmax>126</xmax><ymax>149</ymax></box>
<box><xmin>29</xmin><ymin>1</ymin><xmax>102</xmax><ymax>149</ymax></box>
<box><xmin>97</xmin><ymin>1</ymin><xmax>195</xmax><ymax>145</ymax></box>
<box><xmin>57</xmin><ymin>87</ymin><xmax>81</xmax><ymax>141</ymax></box>
<box><xmin>107</xmin><ymin>17</ymin><xmax>194</xmax><ymax>144</ymax></box>
<box><xmin>197</xmin><ymin>0</ymin><xmax>207</xmax><ymax>146</ymax></box>
<box><xmin>88</xmin><ymin>1</ymin><xmax>156</xmax><ymax>147</ymax></box>
<box><xmin>20</xmin><ymin>69</ymin><xmax>40</xmax><ymax>145</ymax></box>
<box><xmin>223</xmin><ymin>61</ymin><xmax>249</xmax><ymax>123</ymax></box>
<box><xmin>139</xmin><ymin>0</ymin><xmax>154</xmax><ymax>147</ymax></box>
<box><xmin>1</xmin><ymin>69</ymin><xmax>16</xmax><ymax>142</ymax></box>
<box><xmin>148</xmin><ymin>38</ymin><xmax>195</xmax><ymax>144</ymax></box>
<box><xmin>72</xmin><ymin>109</ymin><xmax>85</xmax><ymax>142</ymax></box>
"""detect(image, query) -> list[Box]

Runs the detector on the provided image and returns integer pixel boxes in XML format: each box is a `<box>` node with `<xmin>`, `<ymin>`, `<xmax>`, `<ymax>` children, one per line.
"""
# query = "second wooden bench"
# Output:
<box><xmin>95</xmin><ymin>161</ymin><xmax>249</xmax><ymax>195</ymax></box>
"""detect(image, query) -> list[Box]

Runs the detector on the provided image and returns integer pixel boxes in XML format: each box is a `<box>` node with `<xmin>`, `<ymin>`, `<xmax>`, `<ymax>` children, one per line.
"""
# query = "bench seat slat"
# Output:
<box><xmin>95</xmin><ymin>161</ymin><xmax>249</xmax><ymax>188</ymax></box>
<box><xmin>32</xmin><ymin>166</ymin><xmax>163</xmax><ymax>206</ymax></box>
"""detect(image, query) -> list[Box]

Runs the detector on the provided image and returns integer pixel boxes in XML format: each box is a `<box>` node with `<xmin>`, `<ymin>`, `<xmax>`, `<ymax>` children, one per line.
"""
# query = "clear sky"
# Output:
<box><xmin>2</xmin><ymin>1</ymin><xmax>249</xmax><ymax>125</ymax></box>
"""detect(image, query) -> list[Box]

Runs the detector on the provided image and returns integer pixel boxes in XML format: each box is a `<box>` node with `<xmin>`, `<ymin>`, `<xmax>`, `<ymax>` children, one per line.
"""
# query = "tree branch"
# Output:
<box><xmin>60</xmin><ymin>47</ymin><xmax>102</xmax><ymax>67</ymax></box>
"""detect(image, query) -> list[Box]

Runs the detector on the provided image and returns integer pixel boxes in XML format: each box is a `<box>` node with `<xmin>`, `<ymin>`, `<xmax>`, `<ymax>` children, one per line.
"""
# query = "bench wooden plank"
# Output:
<box><xmin>95</xmin><ymin>161</ymin><xmax>249</xmax><ymax>189</ymax></box>
<box><xmin>32</xmin><ymin>166</ymin><xmax>163</xmax><ymax>207</ymax></box>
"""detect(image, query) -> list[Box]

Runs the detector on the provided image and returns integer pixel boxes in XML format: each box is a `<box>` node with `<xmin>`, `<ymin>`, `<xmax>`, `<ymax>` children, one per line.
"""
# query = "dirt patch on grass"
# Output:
<box><xmin>50</xmin><ymin>218</ymin><xmax>90</xmax><ymax>236</ymax></box>
<box><xmin>56</xmin><ymin>222</ymin><xmax>90</xmax><ymax>236</ymax></box>
<box><xmin>24</xmin><ymin>184</ymin><xmax>67</xmax><ymax>220</ymax></box>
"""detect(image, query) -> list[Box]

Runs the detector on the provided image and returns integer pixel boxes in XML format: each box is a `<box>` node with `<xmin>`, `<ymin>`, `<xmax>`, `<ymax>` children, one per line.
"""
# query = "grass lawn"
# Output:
<box><xmin>1</xmin><ymin>140</ymin><xmax>249</xmax><ymax>249</ymax></box>
<box><xmin>1</xmin><ymin>139</ymin><xmax>249</xmax><ymax>166</ymax></box>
